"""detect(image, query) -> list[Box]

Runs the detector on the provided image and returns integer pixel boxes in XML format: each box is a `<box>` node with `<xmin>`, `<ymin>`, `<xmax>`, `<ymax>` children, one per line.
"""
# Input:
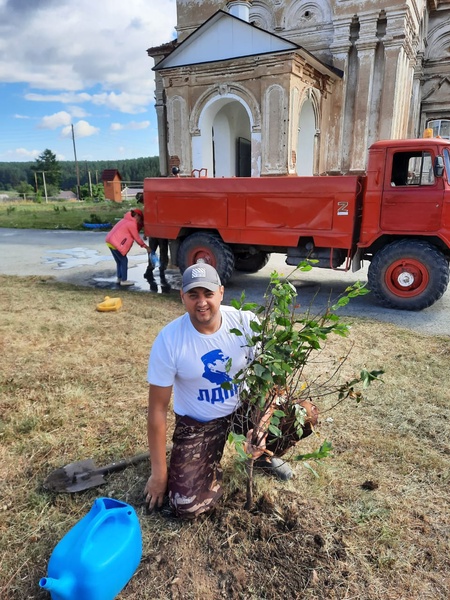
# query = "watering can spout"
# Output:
<box><xmin>39</xmin><ymin>575</ymin><xmax>74</xmax><ymax>599</ymax></box>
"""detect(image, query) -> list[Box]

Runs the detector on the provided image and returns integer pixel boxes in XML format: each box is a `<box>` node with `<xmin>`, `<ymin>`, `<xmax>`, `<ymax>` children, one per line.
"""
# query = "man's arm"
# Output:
<box><xmin>144</xmin><ymin>384</ymin><xmax>172</xmax><ymax>511</ymax></box>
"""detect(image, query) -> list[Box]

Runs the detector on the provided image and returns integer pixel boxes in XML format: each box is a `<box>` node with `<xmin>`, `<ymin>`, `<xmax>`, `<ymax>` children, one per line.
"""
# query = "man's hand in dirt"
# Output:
<box><xmin>144</xmin><ymin>474</ymin><xmax>168</xmax><ymax>511</ymax></box>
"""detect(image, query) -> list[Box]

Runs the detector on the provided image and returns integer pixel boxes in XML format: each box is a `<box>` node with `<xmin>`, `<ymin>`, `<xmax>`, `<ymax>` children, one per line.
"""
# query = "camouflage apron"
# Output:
<box><xmin>168</xmin><ymin>414</ymin><xmax>231</xmax><ymax>519</ymax></box>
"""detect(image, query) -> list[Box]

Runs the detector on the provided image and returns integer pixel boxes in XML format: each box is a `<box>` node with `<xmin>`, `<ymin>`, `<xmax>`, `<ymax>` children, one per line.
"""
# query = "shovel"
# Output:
<box><xmin>43</xmin><ymin>451</ymin><xmax>151</xmax><ymax>493</ymax></box>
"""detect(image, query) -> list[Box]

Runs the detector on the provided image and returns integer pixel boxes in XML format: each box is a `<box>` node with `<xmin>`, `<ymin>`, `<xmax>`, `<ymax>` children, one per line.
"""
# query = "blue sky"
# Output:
<box><xmin>0</xmin><ymin>0</ymin><xmax>177</xmax><ymax>163</ymax></box>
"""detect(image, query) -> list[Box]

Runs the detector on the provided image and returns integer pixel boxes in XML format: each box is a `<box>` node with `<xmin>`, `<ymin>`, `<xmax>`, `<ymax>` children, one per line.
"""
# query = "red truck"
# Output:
<box><xmin>143</xmin><ymin>138</ymin><xmax>450</xmax><ymax>310</ymax></box>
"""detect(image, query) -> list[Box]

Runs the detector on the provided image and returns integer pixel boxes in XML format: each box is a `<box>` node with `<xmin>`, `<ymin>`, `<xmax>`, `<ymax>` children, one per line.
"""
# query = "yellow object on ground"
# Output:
<box><xmin>96</xmin><ymin>296</ymin><xmax>122</xmax><ymax>312</ymax></box>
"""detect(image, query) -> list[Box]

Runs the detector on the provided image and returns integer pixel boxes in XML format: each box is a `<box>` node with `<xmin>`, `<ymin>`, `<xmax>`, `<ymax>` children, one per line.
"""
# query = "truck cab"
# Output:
<box><xmin>359</xmin><ymin>138</ymin><xmax>450</xmax><ymax>309</ymax></box>
<box><xmin>361</xmin><ymin>138</ymin><xmax>450</xmax><ymax>247</ymax></box>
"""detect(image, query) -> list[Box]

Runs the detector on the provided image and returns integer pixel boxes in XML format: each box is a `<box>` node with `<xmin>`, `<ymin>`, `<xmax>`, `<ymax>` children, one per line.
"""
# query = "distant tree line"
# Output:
<box><xmin>0</xmin><ymin>154</ymin><xmax>160</xmax><ymax>192</ymax></box>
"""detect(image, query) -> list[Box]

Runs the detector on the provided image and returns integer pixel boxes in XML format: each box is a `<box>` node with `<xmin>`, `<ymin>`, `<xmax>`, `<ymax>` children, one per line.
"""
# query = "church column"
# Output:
<box><xmin>154</xmin><ymin>76</ymin><xmax>168</xmax><ymax>176</ymax></box>
<box><xmin>377</xmin><ymin>41</ymin><xmax>402</xmax><ymax>139</ymax></box>
<box><xmin>379</xmin><ymin>41</ymin><xmax>414</xmax><ymax>139</ymax></box>
<box><xmin>328</xmin><ymin>19</ymin><xmax>352</xmax><ymax>173</ymax></box>
<box><xmin>165</xmin><ymin>88</ymin><xmax>191</xmax><ymax>176</ymax></box>
<box><xmin>409</xmin><ymin>53</ymin><xmax>424</xmax><ymax>138</ymax></box>
<box><xmin>351</xmin><ymin>38</ymin><xmax>378</xmax><ymax>171</ymax></box>
<box><xmin>345</xmin><ymin>13</ymin><xmax>378</xmax><ymax>172</ymax></box>
<box><xmin>378</xmin><ymin>10</ymin><xmax>416</xmax><ymax>140</ymax></box>
<box><xmin>261</xmin><ymin>82</ymin><xmax>289</xmax><ymax>175</ymax></box>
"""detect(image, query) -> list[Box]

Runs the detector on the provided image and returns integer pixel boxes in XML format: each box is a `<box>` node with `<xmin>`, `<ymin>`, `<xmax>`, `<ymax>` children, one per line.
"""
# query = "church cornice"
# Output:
<box><xmin>147</xmin><ymin>40</ymin><xmax>178</xmax><ymax>60</ymax></box>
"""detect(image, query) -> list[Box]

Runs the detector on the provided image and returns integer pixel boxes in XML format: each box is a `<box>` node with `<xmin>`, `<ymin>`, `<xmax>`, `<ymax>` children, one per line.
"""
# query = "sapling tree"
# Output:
<box><xmin>224</xmin><ymin>263</ymin><xmax>384</xmax><ymax>510</ymax></box>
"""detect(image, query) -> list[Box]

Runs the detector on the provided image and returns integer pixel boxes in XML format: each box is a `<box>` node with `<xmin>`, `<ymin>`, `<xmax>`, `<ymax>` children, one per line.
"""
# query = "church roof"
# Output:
<box><xmin>153</xmin><ymin>10</ymin><xmax>340</xmax><ymax>77</ymax></box>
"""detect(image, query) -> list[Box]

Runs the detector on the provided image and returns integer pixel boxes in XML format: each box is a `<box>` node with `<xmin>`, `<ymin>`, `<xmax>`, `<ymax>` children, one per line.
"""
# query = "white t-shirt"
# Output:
<box><xmin>147</xmin><ymin>305</ymin><xmax>256</xmax><ymax>421</ymax></box>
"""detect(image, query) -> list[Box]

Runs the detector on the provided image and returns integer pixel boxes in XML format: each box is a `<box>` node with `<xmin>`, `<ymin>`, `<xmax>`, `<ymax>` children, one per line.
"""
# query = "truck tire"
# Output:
<box><xmin>368</xmin><ymin>239</ymin><xmax>449</xmax><ymax>310</ymax></box>
<box><xmin>234</xmin><ymin>251</ymin><xmax>270</xmax><ymax>273</ymax></box>
<box><xmin>177</xmin><ymin>232</ymin><xmax>235</xmax><ymax>284</ymax></box>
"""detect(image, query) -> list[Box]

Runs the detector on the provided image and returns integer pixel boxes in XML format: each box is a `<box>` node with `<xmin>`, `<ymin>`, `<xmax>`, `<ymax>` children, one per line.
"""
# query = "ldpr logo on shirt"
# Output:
<box><xmin>197</xmin><ymin>349</ymin><xmax>238</xmax><ymax>405</ymax></box>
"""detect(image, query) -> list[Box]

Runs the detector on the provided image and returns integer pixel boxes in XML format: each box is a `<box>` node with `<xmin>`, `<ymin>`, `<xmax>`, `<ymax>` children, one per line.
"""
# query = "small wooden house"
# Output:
<box><xmin>101</xmin><ymin>169</ymin><xmax>122</xmax><ymax>202</ymax></box>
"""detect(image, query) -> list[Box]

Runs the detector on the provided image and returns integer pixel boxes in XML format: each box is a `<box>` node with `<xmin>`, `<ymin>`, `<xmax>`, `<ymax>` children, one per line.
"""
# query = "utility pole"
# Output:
<box><xmin>86</xmin><ymin>161</ymin><xmax>93</xmax><ymax>197</ymax></box>
<box><xmin>37</xmin><ymin>171</ymin><xmax>48</xmax><ymax>203</ymax></box>
<box><xmin>72</xmin><ymin>124</ymin><xmax>81</xmax><ymax>200</ymax></box>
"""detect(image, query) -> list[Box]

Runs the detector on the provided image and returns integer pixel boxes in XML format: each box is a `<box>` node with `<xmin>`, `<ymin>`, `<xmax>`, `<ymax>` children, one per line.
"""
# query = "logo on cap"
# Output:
<box><xmin>191</xmin><ymin>266</ymin><xmax>207</xmax><ymax>279</ymax></box>
<box><xmin>182</xmin><ymin>263</ymin><xmax>221</xmax><ymax>292</ymax></box>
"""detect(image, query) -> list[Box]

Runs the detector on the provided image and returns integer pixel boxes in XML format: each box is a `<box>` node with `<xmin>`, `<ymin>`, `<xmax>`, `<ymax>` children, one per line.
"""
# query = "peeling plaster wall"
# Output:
<box><xmin>176</xmin><ymin>0</ymin><xmax>224</xmax><ymax>41</ymax></box>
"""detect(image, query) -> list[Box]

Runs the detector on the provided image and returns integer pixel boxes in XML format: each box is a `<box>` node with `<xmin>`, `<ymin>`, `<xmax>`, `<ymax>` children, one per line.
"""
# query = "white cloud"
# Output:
<box><xmin>25</xmin><ymin>90</ymin><xmax>153</xmax><ymax>115</ymax></box>
<box><xmin>61</xmin><ymin>120</ymin><xmax>100</xmax><ymax>138</ymax></box>
<box><xmin>4</xmin><ymin>148</ymin><xmax>41</xmax><ymax>159</ymax></box>
<box><xmin>68</xmin><ymin>105</ymin><xmax>88</xmax><ymax>118</ymax></box>
<box><xmin>25</xmin><ymin>92</ymin><xmax>92</xmax><ymax>104</ymax></box>
<box><xmin>38</xmin><ymin>111</ymin><xmax>72</xmax><ymax>130</ymax></box>
<box><xmin>0</xmin><ymin>0</ymin><xmax>177</xmax><ymax>160</ymax></box>
<box><xmin>89</xmin><ymin>92</ymin><xmax>151</xmax><ymax>114</ymax></box>
<box><xmin>0</xmin><ymin>0</ymin><xmax>176</xmax><ymax>111</ymax></box>
<box><xmin>110</xmin><ymin>120</ymin><xmax>150</xmax><ymax>131</ymax></box>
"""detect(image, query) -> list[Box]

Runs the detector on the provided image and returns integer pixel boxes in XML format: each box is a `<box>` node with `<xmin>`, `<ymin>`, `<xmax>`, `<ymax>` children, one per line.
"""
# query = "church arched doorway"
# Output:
<box><xmin>296</xmin><ymin>98</ymin><xmax>316</xmax><ymax>175</ymax></box>
<box><xmin>195</xmin><ymin>98</ymin><xmax>252</xmax><ymax>177</ymax></box>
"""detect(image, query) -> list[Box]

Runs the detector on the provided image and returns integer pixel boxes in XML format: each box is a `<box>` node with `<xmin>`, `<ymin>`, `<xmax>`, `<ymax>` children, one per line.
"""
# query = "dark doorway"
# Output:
<box><xmin>236</xmin><ymin>137</ymin><xmax>251</xmax><ymax>177</ymax></box>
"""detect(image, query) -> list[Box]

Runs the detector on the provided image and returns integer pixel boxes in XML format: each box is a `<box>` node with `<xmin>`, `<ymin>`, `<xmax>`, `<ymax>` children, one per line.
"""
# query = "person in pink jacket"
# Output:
<box><xmin>105</xmin><ymin>209</ymin><xmax>149</xmax><ymax>286</ymax></box>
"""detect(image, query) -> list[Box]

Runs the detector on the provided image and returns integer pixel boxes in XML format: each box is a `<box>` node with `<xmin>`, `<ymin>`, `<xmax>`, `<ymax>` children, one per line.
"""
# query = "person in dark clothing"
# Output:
<box><xmin>143</xmin><ymin>238</ymin><xmax>170</xmax><ymax>292</ymax></box>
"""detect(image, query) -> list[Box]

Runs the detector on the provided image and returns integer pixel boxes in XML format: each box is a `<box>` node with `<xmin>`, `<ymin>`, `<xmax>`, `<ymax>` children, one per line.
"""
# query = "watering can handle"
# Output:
<box><xmin>81</xmin><ymin>500</ymin><xmax>135</xmax><ymax>555</ymax></box>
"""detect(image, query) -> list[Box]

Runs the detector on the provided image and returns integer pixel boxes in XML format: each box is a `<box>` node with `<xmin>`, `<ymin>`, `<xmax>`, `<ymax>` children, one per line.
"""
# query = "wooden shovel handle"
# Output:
<box><xmin>93</xmin><ymin>445</ymin><xmax>173</xmax><ymax>477</ymax></box>
<box><xmin>95</xmin><ymin>452</ymin><xmax>150</xmax><ymax>476</ymax></box>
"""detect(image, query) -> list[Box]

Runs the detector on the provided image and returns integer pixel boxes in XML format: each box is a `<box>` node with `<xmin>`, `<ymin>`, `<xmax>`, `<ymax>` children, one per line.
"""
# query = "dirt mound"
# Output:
<box><xmin>132</xmin><ymin>489</ymin><xmax>351</xmax><ymax>600</ymax></box>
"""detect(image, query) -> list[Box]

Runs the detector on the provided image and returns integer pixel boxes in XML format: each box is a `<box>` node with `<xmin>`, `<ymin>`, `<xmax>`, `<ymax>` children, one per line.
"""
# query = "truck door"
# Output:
<box><xmin>381</xmin><ymin>149</ymin><xmax>444</xmax><ymax>232</ymax></box>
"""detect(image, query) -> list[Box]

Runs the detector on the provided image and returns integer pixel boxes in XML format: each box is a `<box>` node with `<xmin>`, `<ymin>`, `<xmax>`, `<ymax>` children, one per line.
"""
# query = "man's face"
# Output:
<box><xmin>208</xmin><ymin>354</ymin><xmax>227</xmax><ymax>373</ymax></box>
<box><xmin>180</xmin><ymin>286</ymin><xmax>224</xmax><ymax>333</ymax></box>
<box><xmin>207</xmin><ymin>352</ymin><xmax>227</xmax><ymax>373</ymax></box>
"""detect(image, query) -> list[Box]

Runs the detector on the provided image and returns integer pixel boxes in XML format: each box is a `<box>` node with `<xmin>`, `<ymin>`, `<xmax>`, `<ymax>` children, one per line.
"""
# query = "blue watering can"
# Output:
<box><xmin>39</xmin><ymin>497</ymin><xmax>142</xmax><ymax>600</ymax></box>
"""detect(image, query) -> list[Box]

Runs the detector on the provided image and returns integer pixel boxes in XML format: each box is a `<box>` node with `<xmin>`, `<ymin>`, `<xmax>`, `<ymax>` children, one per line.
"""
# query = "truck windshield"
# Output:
<box><xmin>444</xmin><ymin>149</ymin><xmax>450</xmax><ymax>185</ymax></box>
<box><xmin>391</xmin><ymin>151</ymin><xmax>435</xmax><ymax>186</ymax></box>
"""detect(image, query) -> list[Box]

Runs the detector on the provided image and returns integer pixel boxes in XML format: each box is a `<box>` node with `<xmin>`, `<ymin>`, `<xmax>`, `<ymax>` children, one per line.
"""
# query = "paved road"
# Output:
<box><xmin>1</xmin><ymin>227</ymin><xmax>449</xmax><ymax>336</ymax></box>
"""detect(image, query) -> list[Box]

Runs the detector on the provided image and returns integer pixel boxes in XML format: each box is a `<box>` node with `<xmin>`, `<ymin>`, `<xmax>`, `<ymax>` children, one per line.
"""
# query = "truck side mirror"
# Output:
<box><xmin>434</xmin><ymin>156</ymin><xmax>444</xmax><ymax>177</ymax></box>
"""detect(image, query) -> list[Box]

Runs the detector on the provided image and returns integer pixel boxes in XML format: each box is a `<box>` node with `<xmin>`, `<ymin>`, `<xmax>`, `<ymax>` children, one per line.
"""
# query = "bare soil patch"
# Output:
<box><xmin>1</xmin><ymin>276</ymin><xmax>449</xmax><ymax>599</ymax></box>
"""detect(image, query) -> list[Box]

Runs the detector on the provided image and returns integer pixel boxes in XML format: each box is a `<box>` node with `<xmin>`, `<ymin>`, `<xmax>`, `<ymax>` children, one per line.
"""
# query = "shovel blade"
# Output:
<box><xmin>43</xmin><ymin>459</ymin><xmax>107</xmax><ymax>493</ymax></box>
<box><xmin>43</xmin><ymin>449</ymin><xmax>161</xmax><ymax>494</ymax></box>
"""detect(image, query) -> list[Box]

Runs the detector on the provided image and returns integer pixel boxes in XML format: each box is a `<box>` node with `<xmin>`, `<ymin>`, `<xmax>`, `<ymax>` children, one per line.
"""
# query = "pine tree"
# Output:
<box><xmin>32</xmin><ymin>149</ymin><xmax>61</xmax><ymax>191</ymax></box>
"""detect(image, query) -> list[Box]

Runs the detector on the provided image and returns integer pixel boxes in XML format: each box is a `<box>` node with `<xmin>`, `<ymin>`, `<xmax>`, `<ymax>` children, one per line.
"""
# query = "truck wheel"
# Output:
<box><xmin>234</xmin><ymin>251</ymin><xmax>270</xmax><ymax>273</ymax></box>
<box><xmin>177</xmin><ymin>232</ymin><xmax>235</xmax><ymax>284</ymax></box>
<box><xmin>368</xmin><ymin>240</ymin><xmax>449</xmax><ymax>310</ymax></box>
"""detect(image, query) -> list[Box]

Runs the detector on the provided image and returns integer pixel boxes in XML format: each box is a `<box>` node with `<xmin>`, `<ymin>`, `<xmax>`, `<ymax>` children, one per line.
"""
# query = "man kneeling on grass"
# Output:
<box><xmin>144</xmin><ymin>264</ymin><xmax>318</xmax><ymax>519</ymax></box>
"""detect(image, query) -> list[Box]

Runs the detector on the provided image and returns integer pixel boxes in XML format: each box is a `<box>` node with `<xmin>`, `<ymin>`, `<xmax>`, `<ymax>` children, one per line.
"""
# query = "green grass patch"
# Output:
<box><xmin>0</xmin><ymin>199</ymin><xmax>137</xmax><ymax>230</ymax></box>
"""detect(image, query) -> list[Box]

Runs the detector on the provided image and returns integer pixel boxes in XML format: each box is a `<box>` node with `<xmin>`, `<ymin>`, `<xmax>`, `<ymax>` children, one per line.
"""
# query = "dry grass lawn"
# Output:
<box><xmin>0</xmin><ymin>275</ymin><xmax>449</xmax><ymax>599</ymax></box>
